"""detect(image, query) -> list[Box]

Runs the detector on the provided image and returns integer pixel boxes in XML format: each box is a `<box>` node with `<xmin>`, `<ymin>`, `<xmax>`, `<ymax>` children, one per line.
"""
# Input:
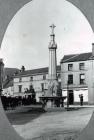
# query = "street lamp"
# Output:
<box><xmin>67</xmin><ymin>80</ymin><xmax>69</xmax><ymax>109</ymax></box>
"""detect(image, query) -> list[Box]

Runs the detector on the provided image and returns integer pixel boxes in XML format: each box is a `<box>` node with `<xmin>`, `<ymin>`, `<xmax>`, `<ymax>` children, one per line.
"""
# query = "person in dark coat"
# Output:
<box><xmin>79</xmin><ymin>94</ymin><xmax>83</xmax><ymax>106</ymax></box>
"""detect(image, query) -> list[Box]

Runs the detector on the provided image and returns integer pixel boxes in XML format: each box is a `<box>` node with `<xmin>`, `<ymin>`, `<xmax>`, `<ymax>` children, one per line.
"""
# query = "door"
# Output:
<box><xmin>69</xmin><ymin>90</ymin><xmax>74</xmax><ymax>105</ymax></box>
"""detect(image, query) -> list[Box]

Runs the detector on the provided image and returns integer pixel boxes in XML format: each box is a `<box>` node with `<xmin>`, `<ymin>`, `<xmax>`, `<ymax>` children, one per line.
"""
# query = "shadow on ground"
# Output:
<box><xmin>5</xmin><ymin>106</ymin><xmax>85</xmax><ymax>125</ymax></box>
<box><xmin>6</xmin><ymin>108</ymin><xmax>45</xmax><ymax>125</ymax></box>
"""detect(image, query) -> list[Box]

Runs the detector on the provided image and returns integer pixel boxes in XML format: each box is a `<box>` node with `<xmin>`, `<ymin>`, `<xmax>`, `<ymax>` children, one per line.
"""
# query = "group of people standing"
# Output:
<box><xmin>1</xmin><ymin>94</ymin><xmax>36</xmax><ymax>110</ymax></box>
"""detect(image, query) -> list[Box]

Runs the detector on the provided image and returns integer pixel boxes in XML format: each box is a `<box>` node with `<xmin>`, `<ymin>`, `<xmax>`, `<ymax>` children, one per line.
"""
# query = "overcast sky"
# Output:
<box><xmin>0</xmin><ymin>0</ymin><xmax>94</xmax><ymax>70</ymax></box>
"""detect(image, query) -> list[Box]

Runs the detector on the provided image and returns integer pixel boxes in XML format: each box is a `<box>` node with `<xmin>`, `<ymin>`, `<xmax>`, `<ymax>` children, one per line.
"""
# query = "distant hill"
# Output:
<box><xmin>4</xmin><ymin>68</ymin><xmax>20</xmax><ymax>78</ymax></box>
<box><xmin>3</xmin><ymin>68</ymin><xmax>20</xmax><ymax>89</ymax></box>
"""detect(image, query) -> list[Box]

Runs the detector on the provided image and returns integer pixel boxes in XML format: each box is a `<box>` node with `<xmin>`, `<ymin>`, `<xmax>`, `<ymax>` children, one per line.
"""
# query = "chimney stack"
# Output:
<box><xmin>21</xmin><ymin>65</ymin><xmax>25</xmax><ymax>72</ymax></box>
<box><xmin>92</xmin><ymin>43</ymin><xmax>94</xmax><ymax>57</ymax></box>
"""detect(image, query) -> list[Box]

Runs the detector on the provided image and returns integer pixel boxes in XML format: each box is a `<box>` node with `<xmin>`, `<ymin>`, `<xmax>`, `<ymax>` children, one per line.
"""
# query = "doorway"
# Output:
<box><xmin>69</xmin><ymin>90</ymin><xmax>74</xmax><ymax>105</ymax></box>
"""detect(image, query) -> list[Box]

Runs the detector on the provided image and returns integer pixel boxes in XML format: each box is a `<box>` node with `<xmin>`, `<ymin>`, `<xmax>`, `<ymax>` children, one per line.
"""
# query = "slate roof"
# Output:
<box><xmin>60</xmin><ymin>52</ymin><xmax>92</xmax><ymax>63</ymax></box>
<box><xmin>14</xmin><ymin>65</ymin><xmax>61</xmax><ymax>77</ymax></box>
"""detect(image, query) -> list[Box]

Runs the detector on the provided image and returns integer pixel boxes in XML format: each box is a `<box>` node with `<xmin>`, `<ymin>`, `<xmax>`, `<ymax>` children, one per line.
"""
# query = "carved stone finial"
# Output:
<box><xmin>50</xmin><ymin>24</ymin><xmax>56</xmax><ymax>34</ymax></box>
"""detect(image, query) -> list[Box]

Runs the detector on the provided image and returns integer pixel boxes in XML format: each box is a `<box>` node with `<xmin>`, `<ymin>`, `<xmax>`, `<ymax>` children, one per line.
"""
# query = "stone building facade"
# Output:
<box><xmin>61</xmin><ymin>44</ymin><xmax>94</xmax><ymax>104</ymax></box>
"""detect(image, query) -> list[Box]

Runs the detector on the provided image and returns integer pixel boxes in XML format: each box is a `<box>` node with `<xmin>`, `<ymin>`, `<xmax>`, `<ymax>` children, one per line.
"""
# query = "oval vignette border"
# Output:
<box><xmin>0</xmin><ymin>0</ymin><xmax>94</xmax><ymax>140</ymax></box>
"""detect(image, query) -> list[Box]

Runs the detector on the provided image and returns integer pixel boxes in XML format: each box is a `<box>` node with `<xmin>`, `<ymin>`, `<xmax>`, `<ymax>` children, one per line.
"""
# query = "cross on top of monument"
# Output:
<box><xmin>50</xmin><ymin>24</ymin><xmax>56</xmax><ymax>34</ymax></box>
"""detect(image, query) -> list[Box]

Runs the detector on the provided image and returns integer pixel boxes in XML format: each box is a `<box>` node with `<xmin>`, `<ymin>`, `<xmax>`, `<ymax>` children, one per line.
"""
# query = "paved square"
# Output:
<box><xmin>6</xmin><ymin>106</ymin><xmax>94</xmax><ymax>140</ymax></box>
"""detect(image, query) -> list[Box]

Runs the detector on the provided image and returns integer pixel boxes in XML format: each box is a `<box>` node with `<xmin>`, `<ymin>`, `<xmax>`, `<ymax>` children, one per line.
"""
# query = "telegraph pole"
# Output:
<box><xmin>67</xmin><ymin>80</ymin><xmax>69</xmax><ymax>109</ymax></box>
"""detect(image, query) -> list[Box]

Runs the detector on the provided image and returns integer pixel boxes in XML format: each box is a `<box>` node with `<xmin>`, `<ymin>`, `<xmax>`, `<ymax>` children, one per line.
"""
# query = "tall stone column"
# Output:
<box><xmin>47</xmin><ymin>24</ymin><xmax>58</xmax><ymax>96</ymax></box>
<box><xmin>48</xmin><ymin>24</ymin><xmax>57</xmax><ymax>80</ymax></box>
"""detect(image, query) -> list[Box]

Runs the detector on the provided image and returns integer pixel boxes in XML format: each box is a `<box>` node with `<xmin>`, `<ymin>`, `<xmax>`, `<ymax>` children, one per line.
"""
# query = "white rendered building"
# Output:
<box><xmin>13</xmin><ymin>66</ymin><xmax>61</xmax><ymax>102</ymax></box>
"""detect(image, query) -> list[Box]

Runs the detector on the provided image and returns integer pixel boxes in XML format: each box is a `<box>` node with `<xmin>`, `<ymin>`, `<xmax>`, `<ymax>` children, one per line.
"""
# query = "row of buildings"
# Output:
<box><xmin>2</xmin><ymin>43</ymin><xmax>94</xmax><ymax>104</ymax></box>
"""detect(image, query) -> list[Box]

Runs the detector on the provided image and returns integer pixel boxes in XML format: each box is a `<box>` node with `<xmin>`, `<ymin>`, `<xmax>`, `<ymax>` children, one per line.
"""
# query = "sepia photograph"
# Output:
<box><xmin>0</xmin><ymin>0</ymin><xmax>94</xmax><ymax>140</ymax></box>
